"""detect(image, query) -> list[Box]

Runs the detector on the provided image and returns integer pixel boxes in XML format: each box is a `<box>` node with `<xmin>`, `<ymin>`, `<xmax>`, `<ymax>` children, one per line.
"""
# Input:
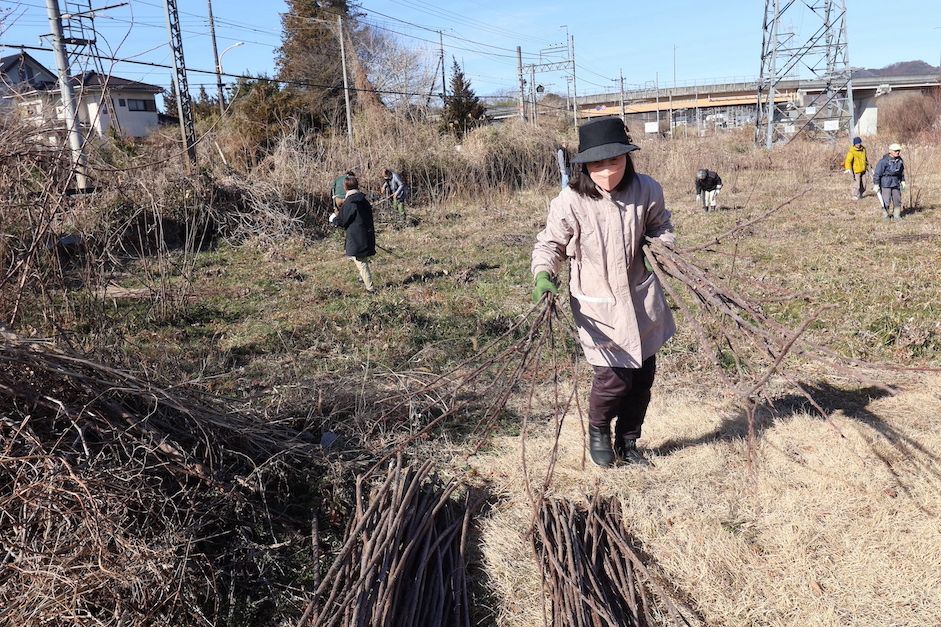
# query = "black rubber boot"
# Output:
<box><xmin>616</xmin><ymin>438</ymin><xmax>650</xmax><ymax>466</ymax></box>
<box><xmin>588</xmin><ymin>425</ymin><xmax>615</xmax><ymax>468</ymax></box>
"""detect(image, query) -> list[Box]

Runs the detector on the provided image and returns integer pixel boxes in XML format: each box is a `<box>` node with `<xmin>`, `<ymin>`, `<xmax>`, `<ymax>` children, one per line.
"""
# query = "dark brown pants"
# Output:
<box><xmin>588</xmin><ymin>356</ymin><xmax>656</xmax><ymax>440</ymax></box>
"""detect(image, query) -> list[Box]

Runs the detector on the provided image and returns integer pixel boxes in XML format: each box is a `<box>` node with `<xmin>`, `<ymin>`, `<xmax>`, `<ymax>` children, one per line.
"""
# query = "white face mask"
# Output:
<box><xmin>587</xmin><ymin>155</ymin><xmax>627</xmax><ymax>192</ymax></box>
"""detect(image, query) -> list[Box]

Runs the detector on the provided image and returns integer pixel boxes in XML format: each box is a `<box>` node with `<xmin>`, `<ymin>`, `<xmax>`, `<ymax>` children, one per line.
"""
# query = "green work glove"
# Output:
<box><xmin>532</xmin><ymin>271</ymin><xmax>558</xmax><ymax>304</ymax></box>
<box><xmin>643</xmin><ymin>255</ymin><xmax>654</xmax><ymax>273</ymax></box>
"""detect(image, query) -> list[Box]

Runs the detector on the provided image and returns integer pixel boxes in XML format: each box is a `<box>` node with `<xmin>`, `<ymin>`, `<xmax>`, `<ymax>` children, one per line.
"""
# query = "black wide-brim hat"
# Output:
<box><xmin>571</xmin><ymin>117</ymin><xmax>640</xmax><ymax>164</ymax></box>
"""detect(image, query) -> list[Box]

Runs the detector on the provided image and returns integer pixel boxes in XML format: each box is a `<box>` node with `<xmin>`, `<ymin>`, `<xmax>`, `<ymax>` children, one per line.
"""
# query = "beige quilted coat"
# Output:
<box><xmin>531</xmin><ymin>174</ymin><xmax>676</xmax><ymax>367</ymax></box>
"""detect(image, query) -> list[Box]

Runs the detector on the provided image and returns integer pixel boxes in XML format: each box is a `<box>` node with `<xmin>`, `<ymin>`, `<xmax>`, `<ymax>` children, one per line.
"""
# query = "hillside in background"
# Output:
<box><xmin>853</xmin><ymin>60</ymin><xmax>940</xmax><ymax>77</ymax></box>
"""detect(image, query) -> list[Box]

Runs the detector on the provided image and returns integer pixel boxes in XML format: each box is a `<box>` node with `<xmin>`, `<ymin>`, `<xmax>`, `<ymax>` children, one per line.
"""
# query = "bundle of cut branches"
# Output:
<box><xmin>298</xmin><ymin>455</ymin><xmax>483</xmax><ymax>627</ymax></box>
<box><xmin>533</xmin><ymin>495</ymin><xmax>701</xmax><ymax>627</ymax></box>
<box><xmin>0</xmin><ymin>330</ymin><xmax>321</xmax><ymax>625</ymax></box>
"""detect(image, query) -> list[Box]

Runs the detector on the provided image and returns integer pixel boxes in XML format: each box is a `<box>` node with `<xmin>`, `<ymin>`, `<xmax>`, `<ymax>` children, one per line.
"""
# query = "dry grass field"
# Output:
<box><xmin>5</xmin><ymin>122</ymin><xmax>940</xmax><ymax>624</ymax></box>
<box><xmin>175</xmin><ymin>131</ymin><xmax>940</xmax><ymax>626</ymax></box>
<box><xmin>464</xmin><ymin>135</ymin><xmax>941</xmax><ymax>626</ymax></box>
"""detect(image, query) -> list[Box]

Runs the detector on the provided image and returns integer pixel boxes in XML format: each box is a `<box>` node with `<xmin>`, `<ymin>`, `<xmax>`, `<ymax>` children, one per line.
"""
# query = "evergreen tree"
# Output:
<box><xmin>275</xmin><ymin>0</ymin><xmax>355</xmax><ymax>127</ymax></box>
<box><xmin>162</xmin><ymin>77</ymin><xmax>178</xmax><ymax>116</ymax></box>
<box><xmin>193</xmin><ymin>84</ymin><xmax>217</xmax><ymax>119</ymax></box>
<box><xmin>441</xmin><ymin>58</ymin><xmax>486</xmax><ymax>138</ymax></box>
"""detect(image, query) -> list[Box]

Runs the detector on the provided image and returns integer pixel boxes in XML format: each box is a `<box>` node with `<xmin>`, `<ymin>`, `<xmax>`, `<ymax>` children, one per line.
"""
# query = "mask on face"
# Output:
<box><xmin>587</xmin><ymin>156</ymin><xmax>626</xmax><ymax>192</ymax></box>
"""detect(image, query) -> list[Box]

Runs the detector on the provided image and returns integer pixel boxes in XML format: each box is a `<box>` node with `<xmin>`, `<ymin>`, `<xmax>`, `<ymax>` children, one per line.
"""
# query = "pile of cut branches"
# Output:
<box><xmin>533</xmin><ymin>494</ymin><xmax>702</xmax><ymax>627</ymax></box>
<box><xmin>298</xmin><ymin>455</ymin><xmax>483</xmax><ymax>627</ymax></box>
<box><xmin>0</xmin><ymin>330</ymin><xmax>322</xmax><ymax>625</ymax></box>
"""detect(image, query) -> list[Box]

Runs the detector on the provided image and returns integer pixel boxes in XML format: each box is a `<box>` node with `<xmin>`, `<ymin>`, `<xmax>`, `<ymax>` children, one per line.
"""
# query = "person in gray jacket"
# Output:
<box><xmin>873</xmin><ymin>143</ymin><xmax>907</xmax><ymax>221</ymax></box>
<box><xmin>381</xmin><ymin>169</ymin><xmax>409</xmax><ymax>223</ymax></box>
<box><xmin>531</xmin><ymin>117</ymin><xmax>676</xmax><ymax>467</ymax></box>
<box><xmin>557</xmin><ymin>142</ymin><xmax>571</xmax><ymax>189</ymax></box>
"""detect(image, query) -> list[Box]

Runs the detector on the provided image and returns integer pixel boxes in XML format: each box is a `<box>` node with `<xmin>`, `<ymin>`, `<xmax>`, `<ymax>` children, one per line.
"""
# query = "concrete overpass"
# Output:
<box><xmin>573</xmin><ymin>74</ymin><xmax>941</xmax><ymax>135</ymax></box>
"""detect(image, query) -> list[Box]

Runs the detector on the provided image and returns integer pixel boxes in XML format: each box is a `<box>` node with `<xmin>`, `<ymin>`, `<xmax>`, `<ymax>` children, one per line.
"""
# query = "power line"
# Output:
<box><xmin>357</xmin><ymin>5</ymin><xmax>541</xmax><ymax>59</ymax></box>
<box><xmin>6</xmin><ymin>42</ymin><xmax>444</xmax><ymax>98</ymax></box>
<box><xmin>381</xmin><ymin>0</ymin><xmax>544</xmax><ymax>44</ymax></box>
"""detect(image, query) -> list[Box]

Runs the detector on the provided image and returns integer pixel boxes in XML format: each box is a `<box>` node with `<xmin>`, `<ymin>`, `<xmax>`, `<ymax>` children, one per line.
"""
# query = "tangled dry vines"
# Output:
<box><xmin>0</xmin><ymin>330</ymin><xmax>320</xmax><ymax>625</ymax></box>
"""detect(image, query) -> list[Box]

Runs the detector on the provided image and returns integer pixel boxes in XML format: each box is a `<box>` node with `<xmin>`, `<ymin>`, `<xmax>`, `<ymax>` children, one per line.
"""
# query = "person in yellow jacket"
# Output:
<box><xmin>843</xmin><ymin>137</ymin><xmax>868</xmax><ymax>200</ymax></box>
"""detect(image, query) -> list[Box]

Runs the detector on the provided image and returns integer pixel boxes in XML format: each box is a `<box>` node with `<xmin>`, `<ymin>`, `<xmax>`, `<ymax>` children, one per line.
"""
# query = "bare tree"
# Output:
<box><xmin>352</xmin><ymin>25</ymin><xmax>435</xmax><ymax>111</ymax></box>
<box><xmin>1</xmin><ymin>4</ymin><xmax>20</xmax><ymax>38</ymax></box>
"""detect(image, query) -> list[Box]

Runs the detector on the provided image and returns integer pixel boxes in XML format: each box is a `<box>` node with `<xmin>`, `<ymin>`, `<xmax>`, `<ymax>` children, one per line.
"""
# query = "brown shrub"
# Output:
<box><xmin>877</xmin><ymin>90</ymin><xmax>941</xmax><ymax>142</ymax></box>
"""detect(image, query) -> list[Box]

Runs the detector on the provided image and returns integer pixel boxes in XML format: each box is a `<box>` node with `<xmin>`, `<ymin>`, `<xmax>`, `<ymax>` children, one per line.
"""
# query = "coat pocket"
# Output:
<box><xmin>570</xmin><ymin>294</ymin><xmax>620</xmax><ymax>352</ymax></box>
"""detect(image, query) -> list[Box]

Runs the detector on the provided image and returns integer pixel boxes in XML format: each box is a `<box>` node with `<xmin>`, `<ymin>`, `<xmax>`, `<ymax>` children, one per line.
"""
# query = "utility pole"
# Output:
<box><xmin>517</xmin><ymin>46</ymin><xmax>525</xmax><ymax>121</ymax></box>
<box><xmin>619</xmin><ymin>69</ymin><xmax>626</xmax><ymax>122</ymax></box>
<box><xmin>45</xmin><ymin>0</ymin><xmax>88</xmax><ymax>189</ymax></box>
<box><xmin>163</xmin><ymin>0</ymin><xmax>197</xmax><ymax>162</ymax></box>
<box><xmin>530</xmin><ymin>65</ymin><xmax>537</xmax><ymax>126</ymax></box>
<box><xmin>338</xmin><ymin>16</ymin><xmax>353</xmax><ymax>143</ymax></box>
<box><xmin>655</xmin><ymin>72</ymin><xmax>660</xmax><ymax>130</ymax></box>
<box><xmin>569</xmin><ymin>34</ymin><xmax>577</xmax><ymax>127</ymax></box>
<box><xmin>670</xmin><ymin>44</ymin><xmax>676</xmax><ymax>136</ymax></box>
<box><xmin>523</xmin><ymin>34</ymin><xmax>575</xmax><ymax>128</ymax></box>
<box><xmin>207</xmin><ymin>0</ymin><xmax>225</xmax><ymax>114</ymax></box>
<box><xmin>61</xmin><ymin>0</ymin><xmax>124</xmax><ymax>136</ymax></box>
<box><xmin>438</xmin><ymin>31</ymin><xmax>447</xmax><ymax>103</ymax></box>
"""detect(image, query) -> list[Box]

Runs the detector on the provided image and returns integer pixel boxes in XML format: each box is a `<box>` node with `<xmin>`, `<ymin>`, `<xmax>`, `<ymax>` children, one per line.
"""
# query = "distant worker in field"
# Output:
<box><xmin>695</xmin><ymin>168</ymin><xmax>722</xmax><ymax>212</ymax></box>
<box><xmin>381</xmin><ymin>168</ymin><xmax>409</xmax><ymax>223</ymax></box>
<box><xmin>329</xmin><ymin>175</ymin><xmax>376</xmax><ymax>292</ymax></box>
<box><xmin>873</xmin><ymin>143</ymin><xmax>907</xmax><ymax>221</ymax></box>
<box><xmin>333</xmin><ymin>170</ymin><xmax>354</xmax><ymax>210</ymax></box>
<box><xmin>531</xmin><ymin>117</ymin><xmax>676</xmax><ymax>468</ymax></box>
<box><xmin>843</xmin><ymin>137</ymin><xmax>868</xmax><ymax>200</ymax></box>
<box><xmin>557</xmin><ymin>142</ymin><xmax>572</xmax><ymax>189</ymax></box>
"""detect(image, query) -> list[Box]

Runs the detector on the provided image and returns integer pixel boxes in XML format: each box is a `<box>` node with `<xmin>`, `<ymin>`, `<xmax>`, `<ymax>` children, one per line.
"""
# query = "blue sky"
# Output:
<box><xmin>1</xmin><ymin>0</ymin><xmax>938</xmax><ymax>100</ymax></box>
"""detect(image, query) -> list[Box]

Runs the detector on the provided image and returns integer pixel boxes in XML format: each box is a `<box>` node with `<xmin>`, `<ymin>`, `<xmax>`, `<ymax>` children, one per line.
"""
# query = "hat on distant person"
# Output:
<box><xmin>888</xmin><ymin>143</ymin><xmax>902</xmax><ymax>152</ymax></box>
<box><xmin>852</xmin><ymin>137</ymin><xmax>862</xmax><ymax>145</ymax></box>
<box><xmin>571</xmin><ymin>117</ymin><xmax>640</xmax><ymax>164</ymax></box>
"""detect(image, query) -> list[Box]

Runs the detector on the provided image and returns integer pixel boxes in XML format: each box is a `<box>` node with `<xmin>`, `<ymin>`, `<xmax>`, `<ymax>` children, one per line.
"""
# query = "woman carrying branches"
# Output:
<box><xmin>531</xmin><ymin>117</ymin><xmax>676</xmax><ymax>468</ymax></box>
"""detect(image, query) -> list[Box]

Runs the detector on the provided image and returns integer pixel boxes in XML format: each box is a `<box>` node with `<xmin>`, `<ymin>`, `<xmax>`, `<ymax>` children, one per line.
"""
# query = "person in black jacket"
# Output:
<box><xmin>695</xmin><ymin>168</ymin><xmax>723</xmax><ymax>212</ymax></box>
<box><xmin>329</xmin><ymin>175</ymin><xmax>376</xmax><ymax>292</ymax></box>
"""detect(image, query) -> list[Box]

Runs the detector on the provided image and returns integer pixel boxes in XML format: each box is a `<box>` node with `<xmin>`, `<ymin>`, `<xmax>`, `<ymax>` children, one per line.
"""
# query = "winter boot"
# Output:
<box><xmin>616</xmin><ymin>438</ymin><xmax>650</xmax><ymax>466</ymax></box>
<box><xmin>588</xmin><ymin>425</ymin><xmax>615</xmax><ymax>468</ymax></box>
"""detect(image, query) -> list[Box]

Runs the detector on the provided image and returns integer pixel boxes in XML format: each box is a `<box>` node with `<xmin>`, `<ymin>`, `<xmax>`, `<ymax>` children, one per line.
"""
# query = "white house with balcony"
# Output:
<box><xmin>1</xmin><ymin>51</ymin><xmax>162</xmax><ymax>139</ymax></box>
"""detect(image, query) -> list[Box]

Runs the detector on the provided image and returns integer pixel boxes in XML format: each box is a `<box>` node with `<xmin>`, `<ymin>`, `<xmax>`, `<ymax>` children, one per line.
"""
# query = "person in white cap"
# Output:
<box><xmin>873</xmin><ymin>143</ymin><xmax>906</xmax><ymax>221</ymax></box>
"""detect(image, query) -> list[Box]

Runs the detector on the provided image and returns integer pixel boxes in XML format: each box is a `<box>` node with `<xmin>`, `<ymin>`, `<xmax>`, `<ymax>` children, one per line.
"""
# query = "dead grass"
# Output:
<box><xmin>9</xmin><ymin>117</ymin><xmax>941</xmax><ymax>624</ymax></box>
<box><xmin>472</xmin><ymin>377</ymin><xmax>941</xmax><ymax>627</ymax></box>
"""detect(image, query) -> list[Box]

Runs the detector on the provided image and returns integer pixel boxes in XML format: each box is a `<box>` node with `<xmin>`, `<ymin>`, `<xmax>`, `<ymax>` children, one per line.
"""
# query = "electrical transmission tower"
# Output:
<box><xmin>756</xmin><ymin>0</ymin><xmax>854</xmax><ymax>147</ymax></box>
<box><xmin>164</xmin><ymin>0</ymin><xmax>197</xmax><ymax>162</ymax></box>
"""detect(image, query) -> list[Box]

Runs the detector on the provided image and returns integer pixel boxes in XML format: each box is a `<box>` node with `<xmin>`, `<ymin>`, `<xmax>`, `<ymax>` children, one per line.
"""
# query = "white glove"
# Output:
<box><xmin>328</xmin><ymin>212</ymin><xmax>337</xmax><ymax>224</ymax></box>
<box><xmin>872</xmin><ymin>185</ymin><xmax>880</xmax><ymax>193</ymax></box>
<box><xmin>844</xmin><ymin>169</ymin><xmax>852</xmax><ymax>174</ymax></box>
<box><xmin>715</xmin><ymin>185</ymin><xmax>722</xmax><ymax>193</ymax></box>
<box><xmin>696</xmin><ymin>192</ymin><xmax>703</xmax><ymax>203</ymax></box>
<box><xmin>901</xmin><ymin>181</ymin><xmax>908</xmax><ymax>191</ymax></box>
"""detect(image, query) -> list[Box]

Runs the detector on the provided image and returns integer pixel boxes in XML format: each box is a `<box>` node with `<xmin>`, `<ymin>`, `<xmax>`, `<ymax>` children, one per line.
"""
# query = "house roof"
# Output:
<box><xmin>2</xmin><ymin>55</ymin><xmax>162</xmax><ymax>97</ymax></box>
<box><xmin>70</xmin><ymin>71</ymin><xmax>163</xmax><ymax>94</ymax></box>
<box><xmin>0</xmin><ymin>51</ymin><xmax>58</xmax><ymax>90</ymax></box>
